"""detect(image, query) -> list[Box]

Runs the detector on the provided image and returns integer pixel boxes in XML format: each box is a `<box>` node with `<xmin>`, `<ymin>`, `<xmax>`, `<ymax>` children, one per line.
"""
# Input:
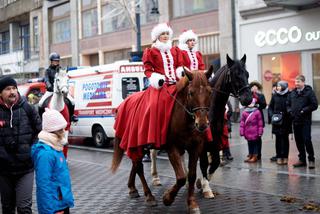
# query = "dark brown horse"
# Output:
<box><xmin>197</xmin><ymin>54</ymin><xmax>253</xmax><ymax>197</ymax></box>
<box><xmin>111</xmin><ymin>69</ymin><xmax>213</xmax><ymax>213</ymax></box>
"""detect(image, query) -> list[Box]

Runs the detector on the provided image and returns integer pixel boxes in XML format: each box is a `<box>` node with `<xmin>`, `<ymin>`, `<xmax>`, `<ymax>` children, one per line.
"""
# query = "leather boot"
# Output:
<box><xmin>247</xmin><ymin>155</ymin><xmax>258</xmax><ymax>163</ymax></box>
<box><xmin>244</xmin><ymin>155</ymin><xmax>252</xmax><ymax>162</ymax></box>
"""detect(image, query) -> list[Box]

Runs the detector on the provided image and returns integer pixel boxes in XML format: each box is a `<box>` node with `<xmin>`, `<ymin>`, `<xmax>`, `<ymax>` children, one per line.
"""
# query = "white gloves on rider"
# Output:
<box><xmin>149</xmin><ymin>72</ymin><xmax>165</xmax><ymax>89</ymax></box>
<box><xmin>176</xmin><ymin>66</ymin><xmax>185</xmax><ymax>79</ymax></box>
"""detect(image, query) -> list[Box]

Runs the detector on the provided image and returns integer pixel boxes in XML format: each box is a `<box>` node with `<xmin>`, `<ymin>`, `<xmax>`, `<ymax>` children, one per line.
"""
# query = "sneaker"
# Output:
<box><xmin>270</xmin><ymin>156</ymin><xmax>277</xmax><ymax>162</ymax></box>
<box><xmin>142</xmin><ymin>155</ymin><xmax>151</xmax><ymax>162</ymax></box>
<box><xmin>309</xmin><ymin>161</ymin><xmax>315</xmax><ymax>169</ymax></box>
<box><xmin>293</xmin><ymin>161</ymin><xmax>307</xmax><ymax>167</ymax></box>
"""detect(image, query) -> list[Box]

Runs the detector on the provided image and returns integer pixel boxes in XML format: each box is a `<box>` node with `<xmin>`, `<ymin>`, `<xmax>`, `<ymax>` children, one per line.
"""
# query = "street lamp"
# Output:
<box><xmin>130</xmin><ymin>0</ymin><xmax>159</xmax><ymax>62</ymax></box>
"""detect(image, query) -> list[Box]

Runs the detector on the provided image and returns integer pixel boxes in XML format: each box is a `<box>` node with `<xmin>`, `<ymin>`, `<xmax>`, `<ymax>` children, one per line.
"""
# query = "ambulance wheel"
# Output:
<box><xmin>93</xmin><ymin>126</ymin><xmax>108</xmax><ymax>148</ymax></box>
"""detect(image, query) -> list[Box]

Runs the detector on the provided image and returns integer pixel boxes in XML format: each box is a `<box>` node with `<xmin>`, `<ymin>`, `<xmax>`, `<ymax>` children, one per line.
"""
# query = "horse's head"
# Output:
<box><xmin>226</xmin><ymin>54</ymin><xmax>252</xmax><ymax>106</ymax></box>
<box><xmin>180</xmin><ymin>68</ymin><xmax>212</xmax><ymax>132</ymax></box>
<box><xmin>54</xmin><ymin>68</ymin><xmax>69</xmax><ymax>96</ymax></box>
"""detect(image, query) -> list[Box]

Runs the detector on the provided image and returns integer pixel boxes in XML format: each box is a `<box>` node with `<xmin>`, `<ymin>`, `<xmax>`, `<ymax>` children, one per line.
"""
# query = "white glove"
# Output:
<box><xmin>149</xmin><ymin>73</ymin><xmax>165</xmax><ymax>89</ymax></box>
<box><xmin>176</xmin><ymin>66</ymin><xmax>185</xmax><ymax>79</ymax></box>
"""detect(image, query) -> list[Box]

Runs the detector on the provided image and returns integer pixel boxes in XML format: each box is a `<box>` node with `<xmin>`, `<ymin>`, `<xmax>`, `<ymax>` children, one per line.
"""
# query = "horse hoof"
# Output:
<box><xmin>163</xmin><ymin>191</ymin><xmax>174</xmax><ymax>206</ymax></box>
<box><xmin>188</xmin><ymin>207</ymin><xmax>201</xmax><ymax>214</ymax></box>
<box><xmin>203</xmin><ymin>191</ymin><xmax>215</xmax><ymax>199</ymax></box>
<box><xmin>145</xmin><ymin>197</ymin><xmax>158</xmax><ymax>207</ymax></box>
<box><xmin>129</xmin><ymin>190</ymin><xmax>140</xmax><ymax>198</ymax></box>
<box><xmin>196</xmin><ymin>178</ymin><xmax>201</xmax><ymax>189</ymax></box>
<box><xmin>152</xmin><ymin>177</ymin><xmax>162</xmax><ymax>186</ymax></box>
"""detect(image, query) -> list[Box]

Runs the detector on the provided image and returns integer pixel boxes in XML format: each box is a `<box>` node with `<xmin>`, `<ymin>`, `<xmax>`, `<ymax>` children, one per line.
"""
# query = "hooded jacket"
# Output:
<box><xmin>32</xmin><ymin>142</ymin><xmax>74</xmax><ymax>214</ymax></box>
<box><xmin>0</xmin><ymin>95</ymin><xmax>42</xmax><ymax>175</ymax></box>
<box><xmin>287</xmin><ymin>85</ymin><xmax>318</xmax><ymax>124</ymax></box>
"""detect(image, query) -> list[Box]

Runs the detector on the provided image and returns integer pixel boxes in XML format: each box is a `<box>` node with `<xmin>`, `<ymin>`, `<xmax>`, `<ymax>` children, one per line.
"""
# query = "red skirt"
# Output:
<box><xmin>114</xmin><ymin>84</ymin><xmax>177</xmax><ymax>160</ymax></box>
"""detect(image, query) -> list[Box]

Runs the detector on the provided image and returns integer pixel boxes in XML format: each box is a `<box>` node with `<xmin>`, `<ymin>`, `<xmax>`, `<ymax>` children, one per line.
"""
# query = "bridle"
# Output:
<box><xmin>211</xmin><ymin>68</ymin><xmax>249</xmax><ymax>98</ymax></box>
<box><xmin>165</xmin><ymin>85</ymin><xmax>209</xmax><ymax>119</ymax></box>
<box><xmin>54</xmin><ymin>71</ymin><xmax>69</xmax><ymax>94</ymax></box>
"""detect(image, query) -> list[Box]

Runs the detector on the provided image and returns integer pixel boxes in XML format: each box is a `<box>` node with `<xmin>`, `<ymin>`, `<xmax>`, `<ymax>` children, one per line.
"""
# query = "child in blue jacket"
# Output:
<box><xmin>32</xmin><ymin>108</ymin><xmax>74</xmax><ymax>214</ymax></box>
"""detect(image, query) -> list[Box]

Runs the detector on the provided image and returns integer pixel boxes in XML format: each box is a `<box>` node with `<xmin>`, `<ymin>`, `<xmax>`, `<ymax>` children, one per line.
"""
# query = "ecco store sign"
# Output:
<box><xmin>254</xmin><ymin>26</ymin><xmax>320</xmax><ymax>47</ymax></box>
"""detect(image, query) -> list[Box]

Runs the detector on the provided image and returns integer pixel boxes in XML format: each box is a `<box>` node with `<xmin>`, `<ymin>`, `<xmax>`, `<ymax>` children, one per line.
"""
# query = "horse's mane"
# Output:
<box><xmin>192</xmin><ymin>71</ymin><xmax>209</xmax><ymax>87</ymax></box>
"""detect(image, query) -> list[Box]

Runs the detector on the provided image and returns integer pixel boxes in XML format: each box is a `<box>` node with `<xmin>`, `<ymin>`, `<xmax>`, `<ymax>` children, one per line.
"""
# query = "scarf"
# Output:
<box><xmin>276</xmin><ymin>88</ymin><xmax>288</xmax><ymax>95</ymax></box>
<box><xmin>152</xmin><ymin>39</ymin><xmax>172</xmax><ymax>52</ymax></box>
<box><xmin>38</xmin><ymin>130</ymin><xmax>66</xmax><ymax>151</ymax></box>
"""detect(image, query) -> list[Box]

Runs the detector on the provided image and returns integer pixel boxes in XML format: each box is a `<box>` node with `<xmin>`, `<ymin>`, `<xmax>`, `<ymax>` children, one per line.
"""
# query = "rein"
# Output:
<box><xmin>163</xmin><ymin>82</ymin><xmax>209</xmax><ymax>120</ymax></box>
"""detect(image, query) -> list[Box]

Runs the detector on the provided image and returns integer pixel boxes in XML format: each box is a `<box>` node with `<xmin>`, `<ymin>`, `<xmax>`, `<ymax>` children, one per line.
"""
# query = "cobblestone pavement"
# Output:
<box><xmin>8</xmin><ymin>123</ymin><xmax>320</xmax><ymax>213</ymax></box>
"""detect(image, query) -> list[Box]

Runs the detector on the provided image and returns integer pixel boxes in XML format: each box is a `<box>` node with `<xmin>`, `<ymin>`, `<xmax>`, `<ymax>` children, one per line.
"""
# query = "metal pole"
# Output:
<box><xmin>136</xmin><ymin>2</ymin><xmax>141</xmax><ymax>52</ymax></box>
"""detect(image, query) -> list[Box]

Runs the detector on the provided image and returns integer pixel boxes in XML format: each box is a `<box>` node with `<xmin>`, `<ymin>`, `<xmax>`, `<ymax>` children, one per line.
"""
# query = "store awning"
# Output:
<box><xmin>264</xmin><ymin>0</ymin><xmax>320</xmax><ymax>10</ymax></box>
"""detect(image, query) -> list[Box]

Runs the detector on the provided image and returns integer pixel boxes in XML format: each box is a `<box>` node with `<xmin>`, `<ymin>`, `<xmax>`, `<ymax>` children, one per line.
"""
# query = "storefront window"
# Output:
<box><xmin>261</xmin><ymin>52</ymin><xmax>301</xmax><ymax>103</ymax></box>
<box><xmin>312</xmin><ymin>52</ymin><xmax>320</xmax><ymax>105</ymax></box>
<box><xmin>172</xmin><ymin>0</ymin><xmax>218</xmax><ymax>18</ymax></box>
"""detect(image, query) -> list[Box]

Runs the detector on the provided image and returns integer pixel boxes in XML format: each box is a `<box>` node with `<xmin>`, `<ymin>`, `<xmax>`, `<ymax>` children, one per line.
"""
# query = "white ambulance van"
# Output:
<box><xmin>67</xmin><ymin>60</ymin><xmax>147</xmax><ymax>147</ymax></box>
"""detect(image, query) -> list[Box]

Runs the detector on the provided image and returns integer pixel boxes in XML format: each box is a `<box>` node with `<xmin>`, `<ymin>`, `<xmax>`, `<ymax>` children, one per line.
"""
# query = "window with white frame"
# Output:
<box><xmin>0</xmin><ymin>31</ymin><xmax>10</xmax><ymax>55</ymax></box>
<box><xmin>20</xmin><ymin>25</ymin><xmax>30</xmax><ymax>60</ymax></box>
<box><xmin>172</xmin><ymin>0</ymin><xmax>218</xmax><ymax>18</ymax></box>
<box><xmin>50</xmin><ymin>3</ymin><xmax>71</xmax><ymax>44</ymax></box>
<box><xmin>82</xmin><ymin>9</ymin><xmax>98</xmax><ymax>37</ymax></box>
<box><xmin>33</xmin><ymin>16</ymin><xmax>39</xmax><ymax>52</ymax></box>
<box><xmin>101</xmin><ymin>1</ymin><xmax>131</xmax><ymax>33</ymax></box>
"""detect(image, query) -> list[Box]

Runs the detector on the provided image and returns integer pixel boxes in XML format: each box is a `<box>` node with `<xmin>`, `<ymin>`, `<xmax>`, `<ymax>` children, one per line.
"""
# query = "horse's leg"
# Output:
<box><xmin>197</xmin><ymin>149</ymin><xmax>215</xmax><ymax>199</ymax></box>
<box><xmin>150</xmin><ymin>149</ymin><xmax>161</xmax><ymax>186</ymax></box>
<box><xmin>208</xmin><ymin>141</ymin><xmax>221</xmax><ymax>180</ymax></box>
<box><xmin>187</xmin><ymin>148</ymin><xmax>201</xmax><ymax>214</ymax></box>
<box><xmin>163</xmin><ymin>147</ymin><xmax>186</xmax><ymax>206</ymax></box>
<box><xmin>128</xmin><ymin>160</ymin><xmax>140</xmax><ymax>198</ymax></box>
<box><xmin>135</xmin><ymin>160</ymin><xmax>157</xmax><ymax>206</ymax></box>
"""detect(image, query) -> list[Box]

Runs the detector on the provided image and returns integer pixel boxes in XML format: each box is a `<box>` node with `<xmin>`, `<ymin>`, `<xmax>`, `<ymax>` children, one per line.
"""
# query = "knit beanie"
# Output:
<box><xmin>0</xmin><ymin>76</ymin><xmax>17</xmax><ymax>92</ymax></box>
<box><xmin>42</xmin><ymin>108</ymin><xmax>67</xmax><ymax>133</ymax></box>
<box><xmin>277</xmin><ymin>80</ymin><xmax>288</xmax><ymax>91</ymax></box>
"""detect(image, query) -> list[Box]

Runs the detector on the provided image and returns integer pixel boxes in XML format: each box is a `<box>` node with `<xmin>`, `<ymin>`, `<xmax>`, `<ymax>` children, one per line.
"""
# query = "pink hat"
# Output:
<box><xmin>42</xmin><ymin>108</ymin><xmax>67</xmax><ymax>132</ymax></box>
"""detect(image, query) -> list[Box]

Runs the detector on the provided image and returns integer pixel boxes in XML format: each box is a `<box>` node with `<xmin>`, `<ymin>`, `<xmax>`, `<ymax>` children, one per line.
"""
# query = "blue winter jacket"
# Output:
<box><xmin>31</xmin><ymin>142</ymin><xmax>74</xmax><ymax>214</ymax></box>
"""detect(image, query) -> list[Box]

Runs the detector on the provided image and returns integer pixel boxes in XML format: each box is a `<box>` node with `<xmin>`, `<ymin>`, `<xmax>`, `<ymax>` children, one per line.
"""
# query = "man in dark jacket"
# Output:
<box><xmin>287</xmin><ymin>75</ymin><xmax>318</xmax><ymax>169</ymax></box>
<box><xmin>0</xmin><ymin>76</ymin><xmax>42</xmax><ymax>214</ymax></box>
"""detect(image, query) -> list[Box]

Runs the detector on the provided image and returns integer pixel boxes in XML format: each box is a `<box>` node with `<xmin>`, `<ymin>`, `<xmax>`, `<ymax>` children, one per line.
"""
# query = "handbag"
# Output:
<box><xmin>271</xmin><ymin>113</ymin><xmax>283</xmax><ymax>125</ymax></box>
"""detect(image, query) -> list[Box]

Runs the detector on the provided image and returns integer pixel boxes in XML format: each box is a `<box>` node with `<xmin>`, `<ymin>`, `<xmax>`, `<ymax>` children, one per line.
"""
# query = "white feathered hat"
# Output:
<box><xmin>151</xmin><ymin>23</ymin><xmax>173</xmax><ymax>42</ymax></box>
<box><xmin>178</xmin><ymin>30</ymin><xmax>198</xmax><ymax>50</ymax></box>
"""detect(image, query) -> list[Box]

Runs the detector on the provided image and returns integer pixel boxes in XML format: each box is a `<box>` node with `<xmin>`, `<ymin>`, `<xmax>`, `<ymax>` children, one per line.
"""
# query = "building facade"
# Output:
<box><xmin>237</xmin><ymin>0</ymin><xmax>320</xmax><ymax>120</ymax></box>
<box><xmin>1</xmin><ymin>0</ymin><xmax>232</xmax><ymax>84</ymax></box>
<box><xmin>0</xmin><ymin>0</ymin><xmax>43</xmax><ymax>82</ymax></box>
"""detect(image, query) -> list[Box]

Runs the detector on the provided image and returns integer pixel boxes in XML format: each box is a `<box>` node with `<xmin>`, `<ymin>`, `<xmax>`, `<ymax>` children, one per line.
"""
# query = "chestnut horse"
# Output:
<box><xmin>197</xmin><ymin>54</ymin><xmax>252</xmax><ymax>198</ymax></box>
<box><xmin>111</xmin><ymin>69</ymin><xmax>212</xmax><ymax>213</ymax></box>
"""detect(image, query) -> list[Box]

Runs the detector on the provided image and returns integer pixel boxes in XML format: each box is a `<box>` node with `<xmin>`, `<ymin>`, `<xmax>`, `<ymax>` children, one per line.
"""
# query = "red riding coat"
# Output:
<box><xmin>114</xmin><ymin>44</ymin><xmax>183</xmax><ymax>160</ymax></box>
<box><xmin>181</xmin><ymin>50</ymin><xmax>205</xmax><ymax>71</ymax></box>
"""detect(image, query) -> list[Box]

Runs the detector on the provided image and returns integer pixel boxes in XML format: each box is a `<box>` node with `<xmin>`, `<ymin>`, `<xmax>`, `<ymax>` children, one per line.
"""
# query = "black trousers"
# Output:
<box><xmin>293</xmin><ymin>123</ymin><xmax>315</xmax><ymax>162</ymax></box>
<box><xmin>275</xmin><ymin>134</ymin><xmax>289</xmax><ymax>158</ymax></box>
<box><xmin>0</xmin><ymin>171</ymin><xmax>34</xmax><ymax>214</ymax></box>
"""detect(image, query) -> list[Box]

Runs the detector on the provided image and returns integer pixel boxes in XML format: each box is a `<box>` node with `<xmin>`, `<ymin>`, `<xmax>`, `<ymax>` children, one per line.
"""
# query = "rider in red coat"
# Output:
<box><xmin>114</xmin><ymin>23</ymin><xmax>184</xmax><ymax>160</ymax></box>
<box><xmin>178</xmin><ymin>30</ymin><xmax>205</xmax><ymax>71</ymax></box>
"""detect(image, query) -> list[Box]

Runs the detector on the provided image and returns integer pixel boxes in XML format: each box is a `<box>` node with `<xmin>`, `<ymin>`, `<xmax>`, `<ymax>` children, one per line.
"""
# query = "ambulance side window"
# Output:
<box><xmin>143</xmin><ymin>77</ymin><xmax>149</xmax><ymax>90</ymax></box>
<box><xmin>121</xmin><ymin>77</ymin><xmax>140</xmax><ymax>99</ymax></box>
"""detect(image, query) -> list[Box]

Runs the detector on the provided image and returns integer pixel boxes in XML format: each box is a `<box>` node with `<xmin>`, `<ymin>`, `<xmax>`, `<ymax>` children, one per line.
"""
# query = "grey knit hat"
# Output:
<box><xmin>277</xmin><ymin>80</ymin><xmax>288</xmax><ymax>91</ymax></box>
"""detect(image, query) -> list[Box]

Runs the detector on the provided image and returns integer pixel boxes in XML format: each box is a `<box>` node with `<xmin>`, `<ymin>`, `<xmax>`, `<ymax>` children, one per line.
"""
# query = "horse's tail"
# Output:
<box><xmin>111</xmin><ymin>137</ymin><xmax>124</xmax><ymax>174</ymax></box>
